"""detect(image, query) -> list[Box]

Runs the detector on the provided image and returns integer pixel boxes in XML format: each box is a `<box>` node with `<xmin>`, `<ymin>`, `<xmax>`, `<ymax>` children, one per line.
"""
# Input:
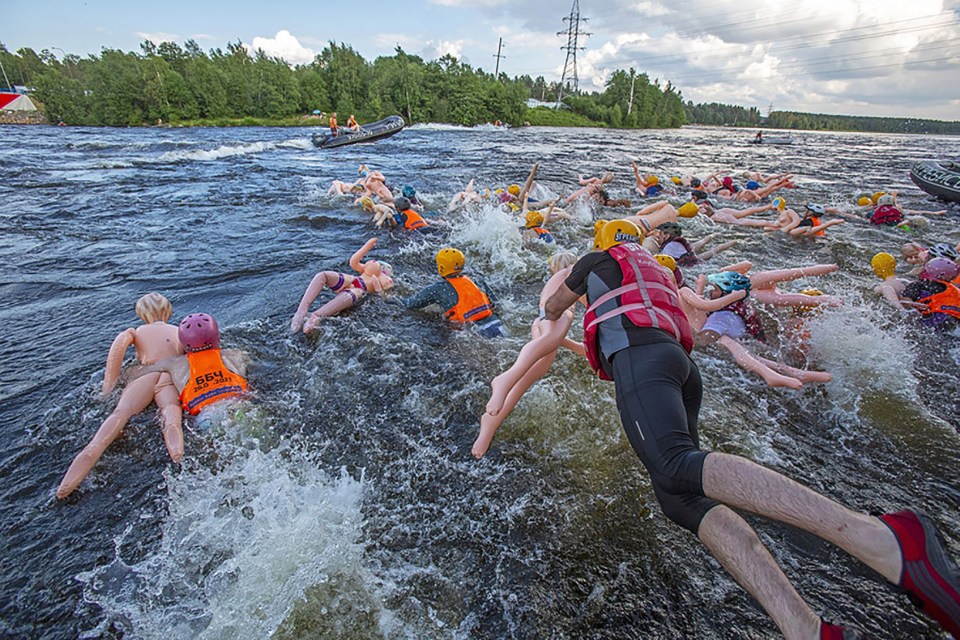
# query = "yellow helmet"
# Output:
<box><xmin>857</xmin><ymin>196</ymin><xmax>872</xmax><ymax>207</ymax></box>
<box><xmin>647</xmin><ymin>175</ymin><xmax>659</xmax><ymax>186</ymax></box>
<box><xmin>507</xmin><ymin>184</ymin><xmax>521</xmax><ymax>196</ymax></box>
<box><xmin>678</xmin><ymin>202</ymin><xmax>699</xmax><ymax>218</ymax></box>
<box><xmin>772</xmin><ymin>196</ymin><xmax>786</xmax><ymax>211</ymax></box>
<box><xmin>871</xmin><ymin>191</ymin><xmax>886</xmax><ymax>205</ymax></box>
<box><xmin>593</xmin><ymin>220</ymin><xmax>608</xmax><ymax>250</ymax></box>
<box><xmin>436</xmin><ymin>247</ymin><xmax>465</xmax><ymax>278</ymax></box>
<box><xmin>870</xmin><ymin>252</ymin><xmax>897</xmax><ymax>280</ymax></box>
<box><xmin>360</xmin><ymin>196</ymin><xmax>374</xmax><ymax>210</ymax></box>
<box><xmin>654</xmin><ymin>254</ymin><xmax>677</xmax><ymax>271</ymax></box>
<box><xmin>799</xmin><ymin>288</ymin><xmax>823</xmax><ymax>297</ymax></box>
<box><xmin>597</xmin><ymin>219</ymin><xmax>641</xmax><ymax>251</ymax></box>
<box><xmin>670</xmin><ymin>176</ymin><xmax>681</xmax><ymax>185</ymax></box>
<box><xmin>525</xmin><ymin>210</ymin><xmax>544</xmax><ymax>229</ymax></box>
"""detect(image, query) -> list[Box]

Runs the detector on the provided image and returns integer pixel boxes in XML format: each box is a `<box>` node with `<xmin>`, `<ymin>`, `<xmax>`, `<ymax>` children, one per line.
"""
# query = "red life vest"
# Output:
<box><xmin>920</xmin><ymin>281</ymin><xmax>960</xmax><ymax>319</ymax></box>
<box><xmin>180</xmin><ymin>348</ymin><xmax>248</xmax><ymax>415</ymax></box>
<box><xmin>582</xmin><ymin>243</ymin><xmax>694</xmax><ymax>380</ymax></box>
<box><xmin>444</xmin><ymin>276</ymin><xmax>494</xmax><ymax>324</ymax></box>
<box><xmin>871</xmin><ymin>205</ymin><xmax>904</xmax><ymax>226</ymax></box>
<box><xmin>401</xmin><ymin>208</ymin><xmax>428</xmax><ymax>230</ymax></box>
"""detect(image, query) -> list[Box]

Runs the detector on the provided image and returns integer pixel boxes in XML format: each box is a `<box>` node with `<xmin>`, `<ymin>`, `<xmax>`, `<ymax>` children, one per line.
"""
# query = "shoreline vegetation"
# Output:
<box><xmin>2</xmin><ymin>40</ymin><xmax>958</xmax><ymax>135</ymax></box>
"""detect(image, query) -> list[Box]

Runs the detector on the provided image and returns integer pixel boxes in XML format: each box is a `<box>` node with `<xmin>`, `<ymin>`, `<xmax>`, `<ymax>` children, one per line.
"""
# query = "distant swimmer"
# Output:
<box><xmin>291</xmin><ymin>237</ymin><xmax>395</xmax><ymax>332</ymax></box>
<box><xmin>400</xmin><ymin>248</ymin><xmax>504</xmax><ymax>338</ymax></box>
<box><xmin>57</xmin><ymin>294</ymin><xmax>185</xmax><ymax>499</ymax></box>
<box><xmin>653</xmin><ymin>221</ymin><xmax>737</xmax><ymax>266</ymax></box>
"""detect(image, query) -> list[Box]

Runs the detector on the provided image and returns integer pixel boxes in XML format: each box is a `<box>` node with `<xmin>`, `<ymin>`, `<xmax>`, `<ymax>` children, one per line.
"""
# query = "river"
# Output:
<box><xmin>1</xmin><ymin>122</ymin><xmax>958</xmax><ymax>639</ymax></box>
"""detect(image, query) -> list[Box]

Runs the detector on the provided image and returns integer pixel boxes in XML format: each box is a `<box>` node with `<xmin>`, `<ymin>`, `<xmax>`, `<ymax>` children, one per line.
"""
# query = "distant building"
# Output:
<box><xmin>526</xmin><ymin>98</ymin><xmax>567</xmax><ymax>110</ymax></box>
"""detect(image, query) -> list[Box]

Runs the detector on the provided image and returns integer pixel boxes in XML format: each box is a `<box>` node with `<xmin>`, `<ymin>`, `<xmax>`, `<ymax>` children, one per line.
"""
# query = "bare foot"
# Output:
<box><xmin>484</xmin><ymin>373</ymin><xmax>512</xmax><ymax>416</ymax></box>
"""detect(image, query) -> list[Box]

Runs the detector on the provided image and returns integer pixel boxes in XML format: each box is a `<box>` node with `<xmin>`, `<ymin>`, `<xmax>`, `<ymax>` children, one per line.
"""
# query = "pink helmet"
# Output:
<box><xmin>921</xmin><ymin>258</ymin><xmax>960</xmax><ymax>282</ymax></box>
<box><xmin>179</xmin><ymin>313</ymin><xmax>220</xmax><ymax>352</ymax></box>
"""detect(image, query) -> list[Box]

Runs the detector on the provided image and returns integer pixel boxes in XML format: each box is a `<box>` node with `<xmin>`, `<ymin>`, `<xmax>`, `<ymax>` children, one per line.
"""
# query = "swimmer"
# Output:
<box><xmin>400</xmin><ymin>248</ymin><xmax>504</xmax><ymax>338</ymax></box>
<box><xmin>565</xmin><ymin>171</ymin><xmax>613</xmax><ymax>204</ymax></box>
<box><xmin>538</xmin><ymin>220</ymin><xmax>959</xmax><ymax>639</ymax></box>
<box><xmin>392</xmin><ymin>196</ymin><xmax>431</xmax><ymax>231</ymax></box>
<box><xmin>790</xmin><ymin>203</ymin><xmax>846</xmax><ymax>238</ymax></box>
<box><xmin>521</xmin><ymin>209</ymin><xmax>555</xmax><ymax>245</ymax></box>
<box><xmin>290</xmin><ymin>237</ymin><xmax>395</xmax><ymax>333</ymax></box>
<box><xmin>654</xmin><ymin>221</ymin><xmax>737</xmax><ymax>266</ymax></box>
<box><xmin>699</xmin><ymin>200</ymin><xmax>778</xmax><ymax>228</ymax></box>
<box><xmin>830</xmin><ymin>192</ymin><xmax>944</xmax><ymax>228</ymax></box>
<box><xmin>448</xmin><ymin>178</ymin><xmax>487</xmax><ymax>212</ymax></box>
<box><xmin>720</xmin><ymin>261</ymin><xmax>843</xmax><ymax>308</ymax></box>
<box><xmin>57</xmin><ymin>294</ymin><xmax>185</xmax><ymax>499</ymax></box>
<box><xmin>474</xmin><ymin>252</ymin><xmax>584</xmax><ymax>458</ymax></box>
<box><xmin>631</xmin><ymin>162</ymin><xmax>666</xmax><ymax>197</ymax></box>
<box><xmin>903</xmin><ymin>259</ymin><xmax>960</xmax><ymax>328</ymax></box>
<box><xmin>871</xmin><ymin>252</ymin><xmax>912</xmax><ymax>311</ymax></box>
<box><xmin>127</xmin><ymin>313</ymin><xmax>249</xmax><ymax>417</ymax></box>
<box><xmin>329</xmin><ymin>180</ymin><xmax>364</xmax><ymax>196</ymax></box>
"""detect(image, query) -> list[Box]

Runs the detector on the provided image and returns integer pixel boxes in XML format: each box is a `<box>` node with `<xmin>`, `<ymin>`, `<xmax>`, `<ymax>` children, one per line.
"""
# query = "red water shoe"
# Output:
<box><xmin>879</xmin><ymin>509</ymin><xmax>960</xmax><ymax>637</ymax></box>
<box><xmin>820</xmin><ymin>619</ymin><xmax>865</xmax><ymax>639</ymax></box>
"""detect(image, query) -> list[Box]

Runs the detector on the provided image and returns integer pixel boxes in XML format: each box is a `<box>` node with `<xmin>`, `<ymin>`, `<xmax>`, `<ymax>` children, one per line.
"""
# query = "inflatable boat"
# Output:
<box><xmin>910</xmin><ymin>160</ymin><xmax>960</xmax><ymax>203</ymax></box>
<box><xmin>312</xmin><ymin>115</ymin><xmax>405</xmax><ymax>149</ymax></box>
<box><xmin>750</xmin><ymin>136</ymin><xmax>794</xmax><ymax>145</ymax></box>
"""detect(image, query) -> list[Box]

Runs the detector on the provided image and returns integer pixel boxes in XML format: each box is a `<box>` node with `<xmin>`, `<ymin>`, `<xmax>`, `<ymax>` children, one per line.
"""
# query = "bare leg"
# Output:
<box><xmin>717</xmin><ymin>336</ymin><xmax>803</xmax><ymax>389</ymax></box>
<box><xmin>748</xmin><ymin>265</ymin><xmax>837</xmax><ymax>290</ymax></box>
<box><xmin>57</xmin><ymin>373</ymin><xmax>161</xmax><ymax>498</ymax></box>
<box><xmin>754</xmin><ymin>355</ymin><xmax>832</xmax><ymax>383</ymax></box>
<box><xmin>291</xmin><ymin>271</ymin><xmax>349</xmax><ymax>333</ymax></box>
<box><xmin>698</xmin><ymin>240</ymin><xmax>737</xmax><ymax>261</ymax></box>
<box><xmin>702</xmin><ymin>452</ymin><xmax>902</xmax><ymax>584</ymax></box>
<box><xmin>155</xmin><ymin>375</ymin><xmax>184</xmax><ymax>462</ymax></box>
<box><xmin>304</xmin><ymin>289</ymin><xmax>364</xmax><ymax>331</ymax></box>
<box><xmin>698</xmin><ymin>506</ymin><xmax>821</xmax><ymax>640</ymax></box>
<box><xmin>473</xmin><ymin>352</ymin><xmax>557</xmax><ymax>459</ymax></box>
<box><xmin>486</xmin><ymin>314</ymin><xmax>573</xmax><ymax>416</ymax></box>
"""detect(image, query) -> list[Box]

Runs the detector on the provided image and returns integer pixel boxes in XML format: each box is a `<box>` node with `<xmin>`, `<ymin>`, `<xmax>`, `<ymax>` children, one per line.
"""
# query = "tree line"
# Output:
<box><xmin>0</xmin><ymin>41</ymin><xmax>685</xmax><ymax>129</ymax></box>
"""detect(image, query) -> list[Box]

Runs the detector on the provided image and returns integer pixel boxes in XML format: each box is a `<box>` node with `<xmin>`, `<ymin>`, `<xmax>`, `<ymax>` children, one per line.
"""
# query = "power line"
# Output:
<box><xmin>557</xmin><ymin>0</ymin><xmax>591</xmax><ymax>103</ymax></box>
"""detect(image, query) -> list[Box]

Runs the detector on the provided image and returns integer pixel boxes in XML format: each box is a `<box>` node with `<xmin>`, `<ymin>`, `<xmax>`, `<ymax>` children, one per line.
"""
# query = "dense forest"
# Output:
<box><xmin>0</xmin><ymin>41</ymin><xmax>684</xmax><ymax>129</ymax></box>
<box><xmin>1</xmin><ymin>41</ymin><xmax>955</xmax><ymax>134</ymax></box>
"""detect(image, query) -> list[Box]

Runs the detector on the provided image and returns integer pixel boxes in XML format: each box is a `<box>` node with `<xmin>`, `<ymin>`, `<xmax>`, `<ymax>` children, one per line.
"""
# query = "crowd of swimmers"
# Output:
<box><xmin>57</xmin><ymin>156</ymin><xmax>960</xmax><ymax>640</ymax></box>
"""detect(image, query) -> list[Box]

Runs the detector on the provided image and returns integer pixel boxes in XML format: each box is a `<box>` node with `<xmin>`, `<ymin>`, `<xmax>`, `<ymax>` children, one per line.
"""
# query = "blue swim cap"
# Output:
<box><xmin>746</xmin><ymin>180</ymin><xmax>760</xmax><ymax>190</ymax></box>
<box><xmin>402</xmin><ymin>185</ymin><xmax>416</xmax><ymax>198</ymax></box>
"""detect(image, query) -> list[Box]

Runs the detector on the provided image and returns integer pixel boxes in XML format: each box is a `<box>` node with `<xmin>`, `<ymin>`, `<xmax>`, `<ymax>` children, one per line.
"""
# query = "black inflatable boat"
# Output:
<box><xmin>910</xmin><ymin>160</ymin><xmax>960</xmax><ymax>203</ymax></box>
<box><xmin>312</xmin><ymin>115</ymin><xmax>405</xmax><ymax>149</ymax></box>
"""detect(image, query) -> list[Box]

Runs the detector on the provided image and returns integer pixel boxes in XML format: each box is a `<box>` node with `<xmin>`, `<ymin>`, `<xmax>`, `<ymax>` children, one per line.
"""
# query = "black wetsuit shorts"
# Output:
<box><xmin>610</xmin><ymin>341</ymin><xmax>718</xmax><ymax>534</ymax></box>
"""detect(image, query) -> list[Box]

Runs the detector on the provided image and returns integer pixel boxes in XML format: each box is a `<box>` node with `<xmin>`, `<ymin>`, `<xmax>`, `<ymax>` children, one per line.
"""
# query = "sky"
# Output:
<box><xmin>6</xmin><ymin>0</ymin><xmax>960</xmax><ymax>120</ymax></box>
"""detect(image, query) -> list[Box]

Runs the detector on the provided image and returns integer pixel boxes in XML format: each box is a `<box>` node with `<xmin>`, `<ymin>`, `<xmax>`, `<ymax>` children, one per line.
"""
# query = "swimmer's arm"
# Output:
<box><xmin>349</xmin><ymin>237</ymin><xmax>378</xmax><ymax>272</ymax></box>
<box><xmin>400</xmin><ymin>282</ymin><xmax>449</xmax><ymax>310</ymax></box>
<box><xmin>126</xmin><ymin>354</ymin><xmax>189</xmax><ymax>388</ymax></box>
<box><xmin>544</xmin><ymin>283</ymin><xmax>580</xmax><ymax>321</ymax></box>
<box><xmin>103</xmin><ymin>328</ymin><xmax>136</xmax><ymax>396</ymax></box>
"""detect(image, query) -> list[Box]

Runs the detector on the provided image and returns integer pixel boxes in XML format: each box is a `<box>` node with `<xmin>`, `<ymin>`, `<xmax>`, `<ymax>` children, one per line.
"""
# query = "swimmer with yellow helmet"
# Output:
<box><xmin>399</xmin><ymin>248</ymin><xmax>504</xmax><ymax>338</ymax></box>
<box><xmin>631</xmin><ymin>162</ymin><xmax>667</xmax><ymax>197</ymax></box>
<box><xmin>475</xmin><ymin>250</ymin><xmax>585</xmax><ymax>459</ymax></box>
<box><xmin>871</xmin><ymin>252</ymin><xmax>911</xmax><ymax>310</ymax></box>
<box><xmin>522</xmin><ymin>209</ymin><xmax>554</xmax><ymax>244</ymax></box>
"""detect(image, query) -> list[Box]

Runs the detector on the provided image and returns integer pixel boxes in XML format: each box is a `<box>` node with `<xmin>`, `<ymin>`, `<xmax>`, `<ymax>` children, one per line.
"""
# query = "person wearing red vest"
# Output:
<box><xmin>400</xmin><ymin>248</ymin><xmax>503</xmax><ymax>337</ymax></box>
<box><xmin>541</xmin><ymin>219</ymin><xmax>960</xmax><ymax>639</ymax></box>
<box><xmin>129</xmin><ymin>313</ymin><xmax>249</xmax><ymax>417</ymax></box>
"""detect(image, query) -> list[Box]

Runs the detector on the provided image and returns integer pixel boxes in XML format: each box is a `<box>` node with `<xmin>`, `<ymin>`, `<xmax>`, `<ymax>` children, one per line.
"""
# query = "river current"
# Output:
<box><xmin>1</xmin><ymin>123</ymin><xmax>959</xmax><ymax>639</ymax></box>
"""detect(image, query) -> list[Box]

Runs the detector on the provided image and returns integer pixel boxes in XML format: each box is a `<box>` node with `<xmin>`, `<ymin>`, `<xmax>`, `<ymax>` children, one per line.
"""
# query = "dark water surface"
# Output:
<box><xmin>1</xmin><ymin>123</ymin><xmax>959</xmax><ymax>639</ymax></box>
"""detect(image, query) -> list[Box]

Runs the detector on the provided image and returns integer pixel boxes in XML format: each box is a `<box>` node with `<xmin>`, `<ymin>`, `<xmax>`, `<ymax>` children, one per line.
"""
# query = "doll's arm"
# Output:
<box><xmin>349</xmin><ymin>237</ymin><xmax>378</xmax><ymax>273</ymax></box>
<box><xmin>102</xmin><ymin>328</ymin><xmax>136</xmax><ymax>396</ymax></box>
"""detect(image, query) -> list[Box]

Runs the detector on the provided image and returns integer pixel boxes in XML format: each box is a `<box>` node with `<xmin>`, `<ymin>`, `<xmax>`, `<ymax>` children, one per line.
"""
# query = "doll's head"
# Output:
<box><xmin>135</xmin><ymin>293</ymin><xmax>172</xmax><ymax>323</ymax></box>
<box><xmin>548</xmin><ymin>252</ymin><xmax>577</xmax><ymax>275</ymax></box>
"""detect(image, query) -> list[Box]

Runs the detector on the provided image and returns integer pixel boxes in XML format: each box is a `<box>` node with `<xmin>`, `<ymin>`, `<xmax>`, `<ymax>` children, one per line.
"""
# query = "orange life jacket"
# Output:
<box><xmin>529</xmin><ymin>226</ymin><xmax>554</xmax><ymax>243</ymax></box>
<box><xmin>807</xmin><ymin>215</ymin><xmax>826</xmax><ymax>237</ymax></box>
<box><xmin>401</xmin><ymin>208</ymin><xmax>428</xmax><ymax>230</ymax></box>
<box><xmin>444</xmin><ymin>276</ymin><xmax>494</xmax><ymax>324</ymax></box>
<box><xmin>920</xmin><ymin>281</ymin><xmax>960</xmax><ymax>320</ymax></box>
<box><xmin>328</xmin><ymin>116</ymin><xmax>338</xmax><ymax>132</ymax></box>
<box><xmin>180</xmin><ymin>348</ymin><xmax>248</xmax><ymax>415</ymax></box>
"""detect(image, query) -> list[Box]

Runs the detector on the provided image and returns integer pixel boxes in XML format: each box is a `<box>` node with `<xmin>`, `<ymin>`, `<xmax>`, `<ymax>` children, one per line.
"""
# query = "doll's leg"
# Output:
<box><xmin>717</xmin><ymin>336</ymin><xmax>802</xmax><ymax>389</ymax></box>
<box><xmin>748</xmin><ymin>265</ymin><xmax>837</xmax><ymax>289</ymax></box>
<box><xmin>304</xmin><ymin>289</ymin><xmax>363</xmax><ymax>331</ymax></box>
<box><xmin>474</xmin><ymin>351</ymin><xmax>559</xmax><ymax>459</ymax></box>
<box><xmin>754</xmin><ymin>356</ymin><xmax>832</xmax><ymax>383</ymax></box>
<box><xmin>292</xmin><ymin>271</ymin><xmax>349</xmax><ymax>332</ymax></box>
<box><xmin>155</xmin><ymin>376</ymin><xmax>184</xmax><ymax>463</ymax></box>
<box><xmin>486</xmin><ymin>313</ymin><xmax>573</xmax><ymax>416</ymax></box>
<box><xmin>57</xmin><ymin>373</ymin><xmax>160</xmax><ymax>498</ymax></box>
<box><xmin>751</xmin><ymin>291</ymin><xmax>841</xmax><ymax>307</ymax></box>
<box><xmin>698</xmin><ymin>240</ymin><xmax>737</xmax><ymax>260</ymax></box>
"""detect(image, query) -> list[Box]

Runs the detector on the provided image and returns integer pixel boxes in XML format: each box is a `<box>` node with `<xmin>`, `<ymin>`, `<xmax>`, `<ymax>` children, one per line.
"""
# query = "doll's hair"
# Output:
<box><xmin>135</xmin><ymin>293</ymin><xmax>173</xmax><ymax>323</ymax></box>
<box><xmin>548</xmin><ymin>252</ymin><xmax>578</xmax><ymax>274</ymax></box>
<box><xmin>899</xmin><ymin>242</ymin><xmax>925</xmax><ymax>260</ymax></box>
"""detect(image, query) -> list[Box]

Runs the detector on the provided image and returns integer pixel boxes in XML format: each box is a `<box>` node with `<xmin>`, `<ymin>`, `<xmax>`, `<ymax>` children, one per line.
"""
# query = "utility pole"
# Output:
<box><xmin>627</xmin><ymin>69</ymin><xmax>636</xmax><ymax>115</ymax></box>
<box><xmin>557</xmin><ymin>0</ymin><xmax>590</xmax><ymax>105</ymax></box>
<box><xmin>493</xmin><ymin>38</ymin><xmax>505</xmax><ymax>78</ymax></box>
<box><xmin>0</xmin><ymin>59</ymin><xmax>11</xmax><ymax>91</ymax></box>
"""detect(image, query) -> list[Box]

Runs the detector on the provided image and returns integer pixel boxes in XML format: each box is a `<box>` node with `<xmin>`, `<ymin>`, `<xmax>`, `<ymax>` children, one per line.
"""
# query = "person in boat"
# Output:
<box><xmin>125</xmin><ymin>313</ymin><xmax>249</xmax><ymax>420</ymax></box>
<box><xmin>345</xmin><ymin>114</ymin><xmax>360</xmax><ymax>132</ymax></box>
<box><xmin>290</xmin><ymin>237</ymin><xmax>395</xmax><ymax>332</ymax></box>
<box><xmin>538</xmin><ymin>218</ymin><xmax>960</xmax><ymax>639</ymax></box>
<box><xmin>56</xmin><ymin>294</ymin><xmax>186</xmax><ymax>499</ymax></box>
<box><xmin>654</xmin><ymin>220</ymin><xmax>737</xmax><ymax>266</ymax></box>
<box><xmin>473</xmin><ymin>251</ymin><xmax>584</xmax><ymax>459</ymax></box>
<box><xmin>328</xmin><ymin>112</ymin><xmax>339</xmax><ymax>136</ymax></box>
<box><xmin>399</xmin><ymin>248</ymin><xmax>504</xmax><ymax>338</ymax></box>
<box><xmin>754</xmin><ymin>130</ymin><xmax>763</xmax><ymax>143</ymax></box>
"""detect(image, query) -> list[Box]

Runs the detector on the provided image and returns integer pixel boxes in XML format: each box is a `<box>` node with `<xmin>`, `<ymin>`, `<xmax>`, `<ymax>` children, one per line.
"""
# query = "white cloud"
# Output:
<box><xmin>373</xmin><ymin>33</ymin><xmax>420</xmax><ymax>50</ymax></box>
<box><xmin>429</xmin><ymin>0</ymin><xmax>508</xmax><ymax>5</ymax></box>
<box><xmin>245</xmin><ymin>30</ymin><xmax>316</xmax><ymax>65</ymax></box>
<box><xmin>135</xmin><ymin>32</ymin><xmax>179</xmax><ymax>44</ymax></box>
<box><xmin>191</xmin><ymin>34</ymin><xmax>217</xmax><ymax>42</ymax></box>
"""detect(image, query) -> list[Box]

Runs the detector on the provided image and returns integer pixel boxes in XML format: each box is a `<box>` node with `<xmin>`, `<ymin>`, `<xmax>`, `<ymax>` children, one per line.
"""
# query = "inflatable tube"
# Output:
<box><xmin>312</xmin><ymin>116</ymin><xmax>405</xmax><ymax>149</ymax></box>
<box><xmin>910</xmin><ymin>160</ymin><xmax>960</xmax><ymax>203</ymax></box>
<box><xmin>750</xmin><ymin>136</ymin><xmax>794</xmax><ymax>145</ymax></box>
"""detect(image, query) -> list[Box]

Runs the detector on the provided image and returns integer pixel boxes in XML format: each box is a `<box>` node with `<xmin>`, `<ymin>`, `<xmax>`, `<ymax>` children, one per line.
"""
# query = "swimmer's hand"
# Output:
<box><xmin>290</xmin><ymin>311</ymin><xmax>306</xmax><ymax>334</ymax></box>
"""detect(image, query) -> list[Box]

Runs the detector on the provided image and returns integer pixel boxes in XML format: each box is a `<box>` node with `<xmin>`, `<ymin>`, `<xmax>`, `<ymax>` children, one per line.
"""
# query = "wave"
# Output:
<box><xmin>158</xmin><ymin>141</ymin><xmax>277</xmax><ymax>163</ymax></box>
